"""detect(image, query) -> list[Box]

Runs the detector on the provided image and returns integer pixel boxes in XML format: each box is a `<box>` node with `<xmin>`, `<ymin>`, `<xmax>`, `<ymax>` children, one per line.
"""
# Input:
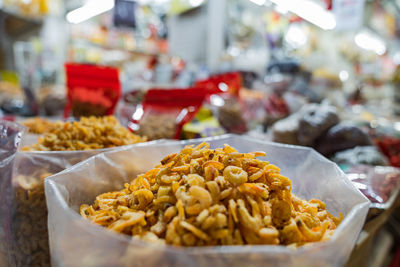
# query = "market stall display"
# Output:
<box><xmin>23</xmin><ymin>116</ymin><xmax>145</xmax><ymax>151</ymax></box>
<box><xmin>130</xmin><ymin>88</ymin><xmax>208</xmax><ymax>140</ymax></box>
<box><xmin>22</xmin><ymin>117</ymin><xmax>56</xmax><ymax>134</ymax></box>
<box><xmin>346</xmin><ymin>165</ymin><xmax>400</xmax><ymax>209</ymax></box>
<box><xmin>45</xmin><ymin>135</ymin><xmax>369</xmax><ymax>267</ymax></box>
<box><xmin>0</xmin><ymin>117</ymin><xmax>146</xmax><ymax>267</ymax></box>
<box><xmin>81</xmin><ymin>142</ymin><xmax>342</xmax><ymax>246</ymax></box>
<box><xmin>64</xmin><ymin>64</ymin><xmax>121</xmax><ymax>118</ymax></box>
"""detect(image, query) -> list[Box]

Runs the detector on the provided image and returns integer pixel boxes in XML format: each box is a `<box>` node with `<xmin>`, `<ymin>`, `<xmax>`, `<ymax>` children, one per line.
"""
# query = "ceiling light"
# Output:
<box><xmin>354</xmin><ymin>30</ymin><xmax>386</xmax><ymax>56</ymax></box>
<box><xmin>249</xmin><ymin>0</ymin><xmax>266</xmax><ymax>6</ymax></box>
<box><xmin>66</xmin><ymin>0</ymin><xmax>115</xmax><ymax>24</ymax></box>
<box><xmin>270</xmin><ymin>0</ymin><xmax>336</xmax><ymax>30</ymax></box>
<box><xmin>339</xmin><ymin>70</ymin><xmax>349</xmax><ymax>82</ymax></box>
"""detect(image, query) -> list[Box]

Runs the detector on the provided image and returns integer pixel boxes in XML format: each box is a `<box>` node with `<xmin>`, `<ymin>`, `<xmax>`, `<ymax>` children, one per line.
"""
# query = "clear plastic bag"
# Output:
<box><xmin>45</xmin><ymin>135</ymin><xmax>370</xmax><ymax>267</ymax></box>
<box><xmin>0</xmin><ymin>133</ymin><xmax>158</xmax><ymax>266</ymax></box>
<box><xmin>0</xmin><ymin>121</ymin><xmax>26</xmax><ymax>266</ymax></box>
<box><xmin>346</xmin><ymin>165</ymin><xmax>400</xmax><ymax>209</ymax></box>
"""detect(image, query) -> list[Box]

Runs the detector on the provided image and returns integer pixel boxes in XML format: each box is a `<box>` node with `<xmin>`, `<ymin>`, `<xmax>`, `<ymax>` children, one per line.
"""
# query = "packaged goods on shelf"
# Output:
<box><xmin>130</xmin><ymin>88</ymin><xmax>209</xmax><ymax>140</ymax></box>
<box><xmin>64</xmin><ymin>64</ymin><xmax>121</xmax><ymax>118</ymax></box>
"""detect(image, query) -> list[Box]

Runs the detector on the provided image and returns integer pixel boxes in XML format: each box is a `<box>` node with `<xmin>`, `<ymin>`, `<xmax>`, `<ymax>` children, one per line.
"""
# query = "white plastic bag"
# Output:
<box><xmin>45</xmin><ymin>135</ymin><xmax>369</xmax><ymax>267</ymax></box>
<box><xmin>0</xmin><ymin>125</ymin><xmax>158</xmax><ymax>267</ymax></box>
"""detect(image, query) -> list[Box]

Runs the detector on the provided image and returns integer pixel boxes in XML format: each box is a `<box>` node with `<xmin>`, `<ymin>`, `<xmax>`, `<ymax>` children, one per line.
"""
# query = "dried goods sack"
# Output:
<box><xmin>315</xmin><ymin>123</ymin><xmax>372</xmax><ymax>156</ymax></box>
<box><xmin>0</xmin><ymin>117</ymin><xmax>148</xmax><ymax>267</ymax></box>
<box><xmin>45</xmin><ymin>135</ymin><xmax>369</xmax><ymax>267</ymax></box>
<box><xmin>297</xmin><ymin>104</ymin><xmax>339</xmax><ymax>146</ymax></box>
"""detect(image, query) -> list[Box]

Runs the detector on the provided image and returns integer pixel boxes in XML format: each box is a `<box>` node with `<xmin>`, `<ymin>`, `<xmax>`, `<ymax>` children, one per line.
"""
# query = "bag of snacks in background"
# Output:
<box><xmin>346</xmin><ymin>165</ymin><xmax>400</xmax><ymax>217</ymax></box>
<box><xmin>181</xmin><ymin>107</ymin><xmax>227</xmax><ymax>139</ymax></box>
<box><xmin>376</xmin><ymin>137</ymin><xmax>400</xmax><ymax>167</ymax></box>
<box><xmin>209</xmin><ymin>93</ymin><xmax>247</xmax><ymax>134</ymax></box>
<box><xmin>239</xmin><ymin>88</ymin><xmax>267</xmax><ymax>130</ymax></box>
<box><xmin>45</xmin><ymin>135</ymin><xmax>369</xmax><ymax>267</ymax></box>
<box><xmin>0</xmin><ymin>121</ymin><xmax>25</xmax><ymax>266</ymax></box>
<box><xmin>116</xmin><ymin>90</ymin><xmax>146</xmax><ymax>127</ymax></box>
<box><xmin>194</xmin><ymin>72</ymin><xmax>242</xmax><ymax>96</ymax></box>
<box><xmin>129</xmin><ymin>88</ymin><xmax>208</xmax><ymax>140</ymax></box>
<box><xmin>263</xmin><ymin>93</ymin><xmax>290</xmax><ymax>130</ymax></box>
<box><xmin>0</xmin><ymin>116</ymin><xmax>147</xmax><ymax>267</ymax></box>
<box><xmin>64</xmin><ymin>63</ymin><xmax>121</xmax><ymax>118</ymax></box>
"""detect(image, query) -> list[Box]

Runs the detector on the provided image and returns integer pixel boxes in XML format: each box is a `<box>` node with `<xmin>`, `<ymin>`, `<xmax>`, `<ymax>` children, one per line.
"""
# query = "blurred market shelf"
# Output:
<box><xmin>70</xmin><ymin>39</ymin><xmax>167</xmax><ymax>58</ymax></box>
<box><xmin>346</xmin><ymin>193</ymin><xmax>400</xmax><ymax>266</ymax></box>
<box><xmin>367</xmin><ymin>229</ymin><xmax>394</xmax><ymax>267</ymax></box>
<box><xmin>0</xmin><ymin>8</ymin><xmax>43</xmax><ymax>37</ymax></box>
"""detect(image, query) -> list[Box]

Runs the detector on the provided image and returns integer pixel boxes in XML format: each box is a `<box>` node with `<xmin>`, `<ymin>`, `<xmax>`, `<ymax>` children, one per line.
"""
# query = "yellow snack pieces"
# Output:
<box><xmin>22</xmin><ymin>117</ymin><xmax>56</xmax><ymax>134</ymax></box>
<box><xmin>23</xmin><ymin>116</ymin><xmax>146</xmax><ymax>151</ymax></box>
<box><xmin>81</xmin><ymin>142</ymin><xmax>342</xmax><ymax>246</ymax></box>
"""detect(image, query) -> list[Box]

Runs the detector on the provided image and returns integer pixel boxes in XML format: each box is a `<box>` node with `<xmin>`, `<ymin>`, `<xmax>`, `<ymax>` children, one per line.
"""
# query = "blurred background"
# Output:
<box><xmin>1</xmin><ymin>1</ymin><xmax>400</xmax><ymax>265</ymax></box>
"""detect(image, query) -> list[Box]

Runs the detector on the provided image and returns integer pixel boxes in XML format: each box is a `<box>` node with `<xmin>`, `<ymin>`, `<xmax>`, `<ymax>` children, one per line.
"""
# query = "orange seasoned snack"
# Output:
<box><xmin>23</xmin><ymin>116</ymin><xmax>146</xmax><ymax>151</ymax></box>
<box><xmin>22</xmin><ymin>117</ymin><xmax>56</xmax><ymax>134</ymax></box>
<box><xmin>81</xmin><ymin>142</ymin><xmax>342</xmax><ymax>246</ymax></box>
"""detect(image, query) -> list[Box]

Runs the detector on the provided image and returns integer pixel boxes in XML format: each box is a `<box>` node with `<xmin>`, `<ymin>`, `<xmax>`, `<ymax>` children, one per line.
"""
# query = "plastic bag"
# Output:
<box><xmin>0</xmin><ymin>136</ymin><xmax>157</xmax><ymax>266</ymax></box>
<box><xmin>45</xmin><ymin>135</ymin><xmax>369</xmax><ymax>267</ymax></box>
<box><xmin>376</xmin><ymin>137</ymin><xmax>400</xmax><ymax>167</ymax></box>
<box><xmin>194</xmin><ymin>72</ymin><xmax>242</xmax><ymax>96</ymax></box>
<box><xmin>64</xmin><ymin>63</ymin><xmax>121</xmax><ymax>118</ymax></box>
<box><xmin>209</xmin><ymin>94</ymin><xmax>247</xmax><ymax>134</ymax></box>
<box><xmin>346</xmin><ymin>165</ymin><xmax>400</xmax><ymax>209</ymax></box>
<box><xmin>0</xmin><ymin>121</ymin><xmax>25</xmax><ymax>266</ymax></box>
<box><xmin>129</xmin><ymin>88</ymin><xmax>208</xmax><ymax>140</ymax></box>
<box><xmin>331</xmin><ymin>146</ymin><xmax>388</xmax><ymax>167</ymax></box>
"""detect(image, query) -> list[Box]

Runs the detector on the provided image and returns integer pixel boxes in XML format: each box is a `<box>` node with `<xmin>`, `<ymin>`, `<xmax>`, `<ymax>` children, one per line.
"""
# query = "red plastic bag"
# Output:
<box><xmin>128</xmin><ymin>88</ymin><xmax>208</xmax><ymax>140</ymax></box>
<box><xmin>194</xmin><ymin>72</ymin><xmax>242</xmax><ymax>96</ymax></box>
<box><xmin>376</xmin><ymin>137</ymin><xmax>400</xmax><ymax>167</ymax></box>
<box><xmin>64</xmin><ymin>63</ymin><xmax>121</xmax><ymax>118</ymax></box>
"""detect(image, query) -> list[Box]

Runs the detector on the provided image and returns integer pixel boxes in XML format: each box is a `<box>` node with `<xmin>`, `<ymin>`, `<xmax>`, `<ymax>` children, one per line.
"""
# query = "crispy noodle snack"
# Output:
<box><xmin>23</xmin><ymin>116</ymin><xmax>146</xmax><ymax>151</ymax></box>
<box><xmin>81</xmin><ymin>142</ymin><xmax>342</xmax><ymax>246</ymax></box>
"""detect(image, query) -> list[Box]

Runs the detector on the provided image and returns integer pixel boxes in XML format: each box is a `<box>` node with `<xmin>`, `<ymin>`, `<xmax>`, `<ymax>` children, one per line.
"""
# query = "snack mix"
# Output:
<box><xmin>22</xmin><ymin>117</ymin><xmax>56</xmax><ymax>134</ymax></box>
<box><xmin>81</xmin><ymin>142</ymin><xmax>342</xmax><ymax>246</ymax></box>
<box><xmin>23</xmin><ymin>116</ymin><xmax>146</xmax><ymax>151</ymax></box>
<box><xmin>11</xmin><ymin>116</ymin><xmax>145</xmax><ymax>266</ymax></box>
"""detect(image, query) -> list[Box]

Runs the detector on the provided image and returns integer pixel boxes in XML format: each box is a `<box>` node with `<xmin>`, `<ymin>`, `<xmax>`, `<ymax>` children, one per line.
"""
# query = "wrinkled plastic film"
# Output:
<box><xmin>45</xmin><ymin>135</ymin><xmax>370</xmax><ymax>267</ymax></box>
<box><xmin>0</xmin><ymin>121</ymin><xmax>26</xmax><ymax>266</ymax></box>
<box><xmin>3</xmin><ymin>134</ymin><xmax>163</xmax><ymax>267</ymax></box>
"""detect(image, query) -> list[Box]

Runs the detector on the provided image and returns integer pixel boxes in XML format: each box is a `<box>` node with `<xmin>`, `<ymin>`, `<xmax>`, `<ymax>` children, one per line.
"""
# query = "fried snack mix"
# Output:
<box><xmin>22</xmin><ymin>117</ymin><xmax>56</xmax><ymax>134</ymax></box>
<box><xmin>9</xmin><ymin>116</ymin><xmax>145</xmax><ymax>266</ymax></box>
<box><xmin>81</xmin><ymin>142</ymin><xmax>342</xmax><ymax>246</ymax></box>
<box><xmin>136</xmin><ymin>113</ymin><xmax>177</xmax><ymax>140</ymax></box>
<box><xmin>23</xmin><ymin>116</ymin><xmax>146</xmax><ymax>151</ymax></box>
<box><xmin>11</xmin><ymin>172</ymin><xmax>53</xmax><ymax>266</ymax></box>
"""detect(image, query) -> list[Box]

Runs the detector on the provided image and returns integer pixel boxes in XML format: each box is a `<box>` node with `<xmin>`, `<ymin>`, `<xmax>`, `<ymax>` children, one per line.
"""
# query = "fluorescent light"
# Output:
<box><xmin>339</xmin><ymin>70</ymin><xmax>349</xmax><ymax>82</ymax></box>
<box><xmin>355</xmin><ymin>30</ymin><xmax>386</xmax><ymax>56</ymax></box>
<box><xmin>269</xmin><ymin>0</ymin><xmax>336</xmax><ymax>30</ymax></box>
<box><xmin>274</xmin><ymin>4</ymin><xmax>288</xmax><ymax>14</ymax></box>
<box><xmin>249</xmin><ymin>0</ymin><xmax>266</xmax><ymax>6</ymax></box>
<box><xmin>189</xmin><ymin>0</ymin><xmax>204</xmax><ymax>7</ymax></box>
<box><xmin>285</xmin><ymin>24</ymin><xmax>307</xmax><ymax>48</ymax></box>
<box><xmin>66</xmin><ymin>0</ymin><xmax>115</xmax><ymax>24</ymax></box>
